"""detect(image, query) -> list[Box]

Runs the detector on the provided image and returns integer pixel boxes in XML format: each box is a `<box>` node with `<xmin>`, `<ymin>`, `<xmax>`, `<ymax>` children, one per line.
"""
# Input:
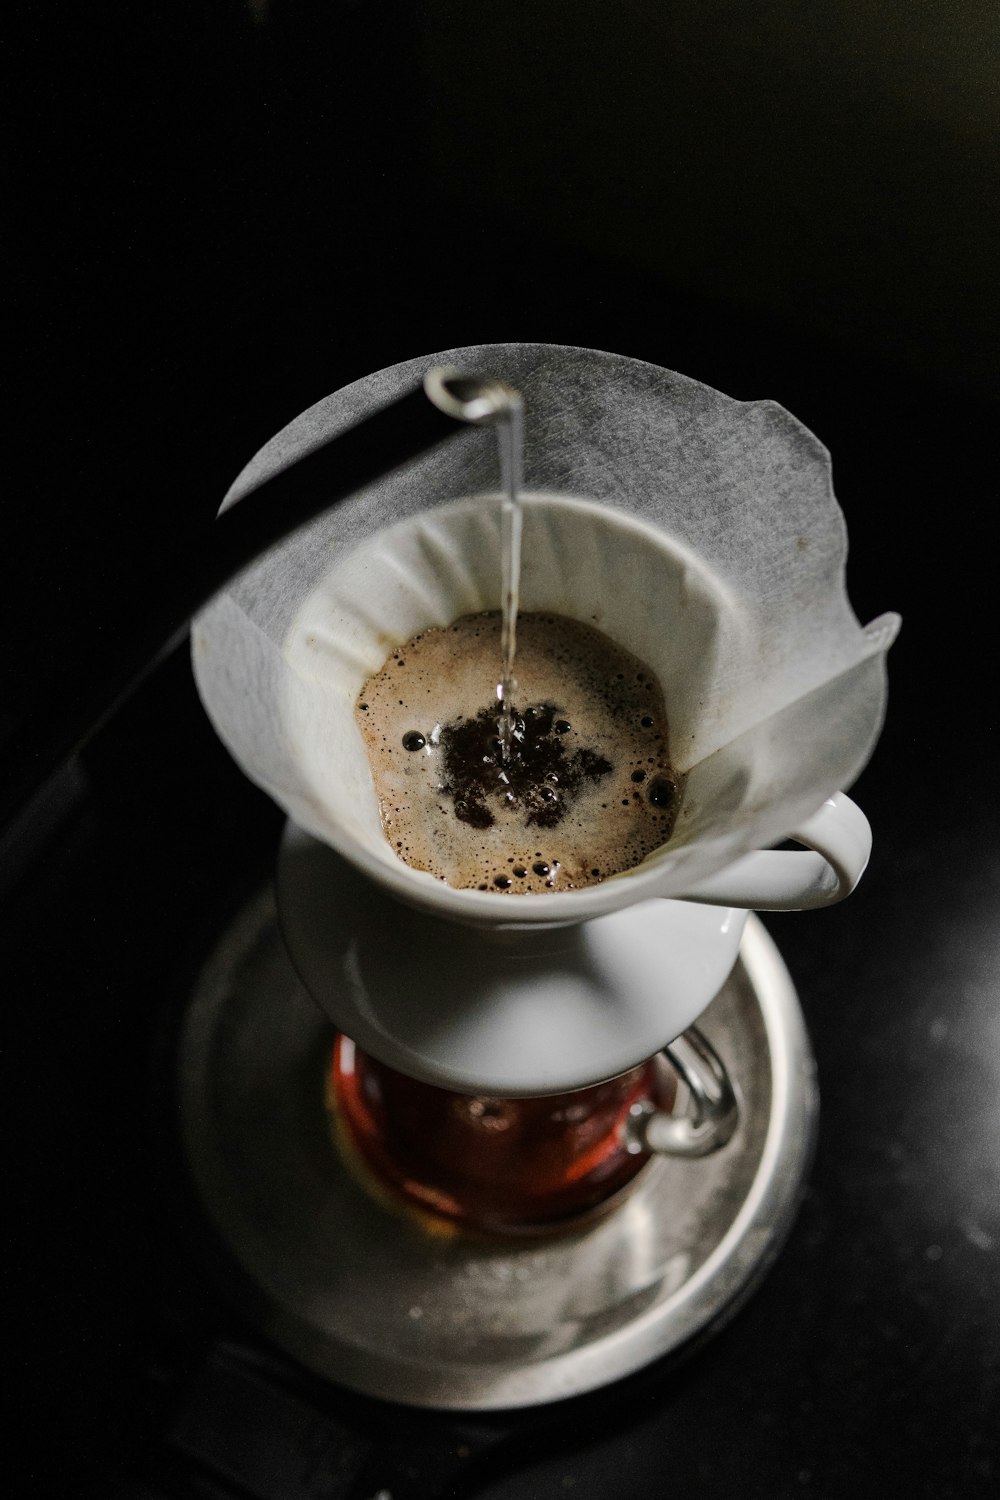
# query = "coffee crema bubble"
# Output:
<box><xmin>354</xmin><ymin>611</ymin><xmax>682</xmax><ymax>894</ymax></box>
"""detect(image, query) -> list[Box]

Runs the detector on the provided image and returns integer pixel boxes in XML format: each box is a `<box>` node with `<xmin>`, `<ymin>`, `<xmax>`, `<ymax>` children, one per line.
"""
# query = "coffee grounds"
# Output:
<box><xmin>354</xmin><ymin>611</ymin><xmax>681</xmax><ymax>894</ymax></box>
<box><xmin>440</xmin><ymin>702</ymin><xmax>613</xmax><ymax>830</ymax></box>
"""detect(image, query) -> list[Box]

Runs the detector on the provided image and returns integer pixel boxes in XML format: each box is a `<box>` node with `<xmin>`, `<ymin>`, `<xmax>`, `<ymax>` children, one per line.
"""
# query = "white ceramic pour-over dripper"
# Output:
<box><xmin>193</xmin><ymin>343</ymin><xmax>898</xmax><ymax>1093</ymax></box>
<box><xmin>270</xmin><ymin>493</ymin><xmax>871</xmax><ymax>1093</ymax></box>
<box><xmin>276</xmin><ymin>492</ymin><xmax>874</xmax><ymax>929</ymax></box>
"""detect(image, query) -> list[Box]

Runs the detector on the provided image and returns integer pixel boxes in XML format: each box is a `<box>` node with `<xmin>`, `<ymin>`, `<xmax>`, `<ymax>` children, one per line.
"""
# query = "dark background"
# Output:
<box><xmin>6</xmin><ymin>4</ymin><xmax>999</xmax><ymax>1497</ymax></box>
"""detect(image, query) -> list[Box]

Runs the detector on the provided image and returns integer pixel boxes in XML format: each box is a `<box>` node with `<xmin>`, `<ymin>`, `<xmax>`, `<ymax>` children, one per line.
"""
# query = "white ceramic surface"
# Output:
<box><xmin>277</xmin><ymin>821</ymin><xmax>750</xmax><ymax>1094</ymax></box>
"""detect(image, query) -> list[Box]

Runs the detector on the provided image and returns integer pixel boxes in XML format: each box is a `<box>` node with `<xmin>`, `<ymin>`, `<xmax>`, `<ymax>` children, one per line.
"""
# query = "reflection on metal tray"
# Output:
<box><xmin>177</xmin><ymin>892</ymin><xmax>817</xmax><ymax>1410</ymax></box>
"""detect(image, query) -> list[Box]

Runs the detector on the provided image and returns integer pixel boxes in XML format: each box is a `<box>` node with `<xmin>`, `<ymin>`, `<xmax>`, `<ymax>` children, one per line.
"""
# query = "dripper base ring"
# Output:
<box><xmin>175</xmin><ymin>891</ymin><xmax>816</xmax><ymax>1409</ymax></box>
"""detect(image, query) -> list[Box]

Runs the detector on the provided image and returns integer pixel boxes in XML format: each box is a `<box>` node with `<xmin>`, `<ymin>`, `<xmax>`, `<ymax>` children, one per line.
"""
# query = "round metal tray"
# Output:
<box><xmin>176</xmin><ymin>890</ymin><xmax>817</xmax><ymax>1409</ymax></box>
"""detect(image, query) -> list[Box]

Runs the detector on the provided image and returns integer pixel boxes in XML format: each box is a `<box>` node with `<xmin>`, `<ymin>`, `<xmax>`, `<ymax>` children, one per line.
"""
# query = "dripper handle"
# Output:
<box><xmin>677</xmin><ymin>792</ymin><xmax>872</xmax><ymax>911</ymax></box>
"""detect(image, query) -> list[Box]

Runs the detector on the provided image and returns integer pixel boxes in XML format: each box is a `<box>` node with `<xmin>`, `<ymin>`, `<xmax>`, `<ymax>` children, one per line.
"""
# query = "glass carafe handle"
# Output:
<box><xmin>626</xmin><ymin>1027</ymin><xmax>739</xmax><ymax>1158</ymax></box>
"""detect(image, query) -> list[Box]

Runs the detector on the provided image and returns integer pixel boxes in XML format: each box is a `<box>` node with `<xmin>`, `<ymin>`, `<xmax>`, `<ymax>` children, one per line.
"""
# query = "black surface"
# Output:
<box><xmin>0</xmin><ymin>380</ymin><xmax>466</xmax><ymax>832</ymax></box>
<box><xmin>8</xmin><ymin>7</ymin><xmax>999</xmax><ymax>1498</ymax></box>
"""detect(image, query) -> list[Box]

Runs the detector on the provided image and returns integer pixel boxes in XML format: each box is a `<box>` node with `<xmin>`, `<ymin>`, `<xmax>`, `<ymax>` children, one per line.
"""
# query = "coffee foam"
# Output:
<box><xmin>355</xmin><ymin>612</ymin><xmax>680</xmax><ymax>894</ymax></box>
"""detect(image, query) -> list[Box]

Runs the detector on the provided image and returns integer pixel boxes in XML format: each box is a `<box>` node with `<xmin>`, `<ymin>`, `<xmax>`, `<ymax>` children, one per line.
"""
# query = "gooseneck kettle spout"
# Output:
<box><xmin>0</xmin><ymin>370</ymin><xmax>517</xmax><ymax>842</ymax></box>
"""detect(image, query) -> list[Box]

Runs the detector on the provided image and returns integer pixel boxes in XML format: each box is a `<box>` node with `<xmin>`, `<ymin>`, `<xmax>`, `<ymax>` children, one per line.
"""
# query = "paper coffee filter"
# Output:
<box><xmin>192</xmin><ymin>343</ymin><xmax>899</xmax><ymax>900</ymax></box>
<box><xmin>272</xmin><ymin>494</ymin><xmax>734</xmax><ymax>871</ymax></box>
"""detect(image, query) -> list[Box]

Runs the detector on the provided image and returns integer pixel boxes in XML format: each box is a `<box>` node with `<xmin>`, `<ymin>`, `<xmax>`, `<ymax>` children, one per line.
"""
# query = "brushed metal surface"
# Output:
<box><xmin>177</xmin><ymin>890</ymin><xmax>816</xmax><ymax>1409</ymax></box>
